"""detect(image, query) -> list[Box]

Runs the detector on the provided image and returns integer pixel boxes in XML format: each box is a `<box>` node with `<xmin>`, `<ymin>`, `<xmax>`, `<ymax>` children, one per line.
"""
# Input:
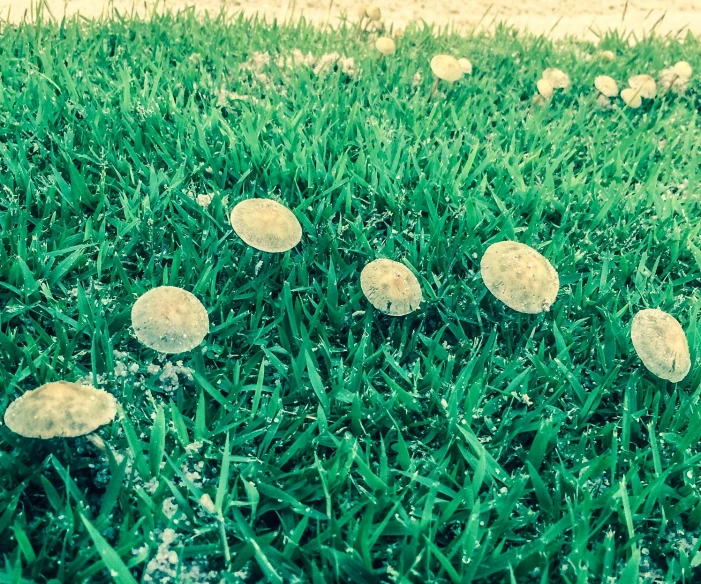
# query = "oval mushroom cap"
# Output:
<box><xmin>357</xmin><ymin>4</ymin><xmax>368</xmax><ymax>18</ymax></box>
<box><xmin>628</xmin><ymin>74</ymin><xmax>657</xmax><ymax>98</ymax></box>
<box><xmin>132</xmin><ymin>286</ymin><xmax>209</xmax><ymax>354</ymax></box>
<box><xmin>595</xmin><ymin>75</ymin><xmax>618</xmax><ymax>97</ymax></box>
<box><xmin>230</xmin><ymin>198</ymin><xmax>302</xmax><ymax>253</ymax></box>
<box><xmin>430</xmin><ymin>55</ymin><xmax>463</xmax><ymax>83</ymax></box>
<box><xmin>631</xmin><ymin>309</ymin><xmax>690</xmax><ymax>382</ymax></box>
<box><xmin>4</xmin><ymin>381</ymin><xmax>117</xmax><ymax>439</ymax></box>
<box><xmin>480</xmin><ymin>241</ymin><xmax>560</xmax><ymax>314</ymax></box>
<box><xmin>542</xmin><ymin>68</ymin><xmax>570</xmax><ymax>89</ymax></box>
<box><xmin>366</xmin><ymin>5</ymin><xmax>381</xmax><ymax>20</ymax></box>
<box><xmin>620</xmin><ymin>87</ymin><xmax>642</xmax><ymax>108</ymax></box>
<box><xmin>360</xmin><ymin>259</ymin><xmax>422</xmax><ymax>316</ymax></box>
<box><xmin>673</xmin><ymin>60</ymin><xmax>693</xmax><ymax>79</ymax></box>
<box><xmin>536</xmin><ymin>78</ymin><xmax>553</xmax><ymax>99</ymax></box>
<box><xmin>458</xmin><ymin>58</ymin><xmax>473</xmax><ymax>74</ymax></box>
<box><xmin>375</xmin><ymin>37</ymin><xmax>396</xmax><ymax>56</ymax></box>
<box><xmin>600</xmin><ymin>50</ymin><xmax>615</xmax><ymax>61</ymax></box>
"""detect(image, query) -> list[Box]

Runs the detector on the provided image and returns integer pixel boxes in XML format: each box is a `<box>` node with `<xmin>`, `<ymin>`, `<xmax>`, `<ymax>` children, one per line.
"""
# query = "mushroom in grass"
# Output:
<box><xmin>230</xmin><ymin>198</ymin><xmax>302</xmax><ymax>253</ymax></box>
<box><xmin>366</xmin><ymin>5</ymin><xmax>381</xmax><ymax>21</ymax></box>
<box><xmin>627</xmin><ymin>74</ymin><xmax>657</xmax><ymax>99</ymax></box>
<box><xmin>599</xmin><ymin>50</ymin><xmax>615</xmax><ymax>61</ymax></box>
<box><xmin>132</xmin><ymin>286</ymin><xmax>209</xmax><ymax>354</ymax></box>
<box><xmin>480</xmin><ymin>241</ymin><xmax>560</xmax><ymax>314</ymax></box>
<box><xmin>673</xmin><ymin>61</ymin><xmax>692</xmax><ymax>79</ymax></box>
<box><xmin>536</xmin><ymin>78</ymin><xmax>554</xmax><ymax>100</ymax></box>
<box><xmin>542</xmin><ymin>68</ymin><xmax>570</xmax><ymax>89</ymax></box>
<box><xmin>631</xmin><ymin>308</ymin><xmax>691</xmax><ymax>382</ymax></box>
<box><xmin>660</xmin><ymin>61</ymin><xmax>693</xmax><ymax>93</ymax></box>
<box><xmin>4</xmin><ymin>381</ymin><xmax>118</xmax><ymax>446</ymax></box>
<box><xmin>360</xmin><ymin>258</ymin><xmax>422</xmax><ymax>316</ymax></box>
<box><xmin>375</xmin><ymin>37</ymin><xmax>396</xmax><ymax>58</ymax></box>
<box><xmin>620</xmin><ymin>87</ymin><xmax>642</xmax><ymax>109</ymax></box>
<box><xmin>458</xmin><ymin>58</ymin><xmax>473</xmax><ymax>75</ymax></box>
<box><xmin>429</xmin><ymin>54</ymin><xmax>463</xmax><ymax>97</ymax></box>
<box><xmin>594</xmin><ymin>75</ymin><xmax>618</xmax><ymax>107</ymax></box>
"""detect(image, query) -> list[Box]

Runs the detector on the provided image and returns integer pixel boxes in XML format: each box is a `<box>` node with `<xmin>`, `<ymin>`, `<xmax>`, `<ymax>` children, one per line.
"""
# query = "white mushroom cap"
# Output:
<box><xmin>366</xmin><ymin>5</ymin><xmax>381</xmax><ymax>20</ymax></box>
<box><xmin>480</xmin><ymin>241</ymin><xmax>559</xmax><ymax>314</ymax></box>
<box><xmin>132</xmin><ymin>286</ymin><xmax>209</xmax><ymax>354</ymax></box>
<box><xmin>628</xmin><ymin>74</ymin><xmax>657</xmax><ymax>98</ymax></box>
<box><xmin>536</xmin><ymin>78</ymin><xmax>553</xmax><ymax>99</ymax></box>
<box><xmin>673</xmin><ymin>61</ymin><xmax>693</xmax><ymax>79</ymax></box>
<box><xmin>4</xmin><ymin>381</ymin><xmax>117</xmax><ymax>439</ymax></box>
<box><xmin>620</xmin><ymin>87</ymin><xmax>642</xmax><ymax>108</ymax></box>
<box><xmin>458</xmin><ymin>58</ymin><xmax>473</xmax><ymax>75</ymax></box>
<box><xmin>542</xmin><ymin>68</ymin><xmax>570</xmax><ymax>89</ymax></box>
<box><xmin>631</xmin><ymin>308</ymin><xmax>691</xmax><ymax>382</ymax></box>
<box><xmin>600</xmin><ymin>50</ymin><xmax>615</xmax><ymax>61</ymax></box>
<box><xmin>594</xmin><ymin>75</ymin><xmax>618</xmax><ymax>97</ymax></box>
<box><xmin>230</xmin><ymin>198</ymin><xmax>302</xmax><ymax>253</ymax></box>
<box><xmin>357</xmin><ymin>4</ymin><xmax>368</xmax><ymax>18</ymax></box>
<box><xmin>360</xmin><ymin>259</ymin><xmax>422</xmax><ymax>316</ymax></box>
<box><xmin>430</xmin><ymin>55</ymin><xmax>463</xmax><ymax>83</ymax></box>
<box><xmin>375</xmin><ymin>37</ymin><xmax>396</xmax><ymax>56</ymax></box>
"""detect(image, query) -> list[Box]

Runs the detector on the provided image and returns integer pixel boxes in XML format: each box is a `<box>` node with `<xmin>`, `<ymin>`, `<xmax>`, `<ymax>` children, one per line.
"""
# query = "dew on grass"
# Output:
<box><xmin>132</xmin><ymin>287</ymin><xmax>209</xmax><ymax>354</ymax></box>
<box><xmin>230</xmin><ymin>198</ymin><xmax>302</xmax><ymax>253</ymax></box>
<box><xmin>375</xmin><ymin>37</ymin><xmax>396</xmax><ymax>56</ymax></box>
<box><xmin>542</xmin><ymin>68</ymin><xmax>570</xmax><ymax>89</ymax></box>
<box><xmin>480</xmin><ymin>241</ymin><xmax>560</xmax><ymax>314</ymax></box>
<box><xmin>631</xmin><ymin>308</ymin><xmax>690</xmax><ymax>383</ymax></box>
<box><xmin>360</xmin><ymin>258</ymin><xmax>422</xmax><ymax>316</ymax></box>
<box><xmin>594</xmin><ymin>75</ymin><xmax>618</xmax><ymax>97</ymax></box>
<box><xmin>628</xmin><ymin>74</ymin><xmax>657</xmax><ymax>98</ymax></box>
<box><xmin>4</xmin><ymin>381</ymin><xmax>117</xmax><ymax>439</ymax></box>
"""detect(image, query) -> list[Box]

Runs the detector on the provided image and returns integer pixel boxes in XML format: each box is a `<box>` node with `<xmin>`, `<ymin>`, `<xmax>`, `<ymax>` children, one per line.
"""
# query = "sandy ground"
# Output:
<box><xmin>0</xmin><ymin>0</ymin><xmax>699</xmax><ymax>40</ymax></box>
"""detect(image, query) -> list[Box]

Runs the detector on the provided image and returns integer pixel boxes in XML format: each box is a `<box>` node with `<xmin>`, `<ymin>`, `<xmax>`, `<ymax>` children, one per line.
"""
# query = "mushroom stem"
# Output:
<box><xmin>356</xmin><ymin>16</ymin><xmax>365</xmax><ymax>39</ymax></box>
<box><xmin>430</xmin><ymin>78</ymin><xmax>439</xmax><ymax>99</ymax></box>
<box><xmin>86</xmin><ymin>433</ymin><xmax>106</xmax><ymax>451</ymax></box>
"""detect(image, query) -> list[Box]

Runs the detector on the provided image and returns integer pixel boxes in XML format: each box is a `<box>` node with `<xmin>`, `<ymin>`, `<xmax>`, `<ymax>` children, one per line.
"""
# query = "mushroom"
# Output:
<box><xmin>542</xmin><ymin>68</ymin><xmax>570</xmax><ymax>89</ymax></box>
<box><xmin>660</xmin><ymin>61</ymin><xmax>692</xmax><ymax>94</ymax></box>
<box><xmin>230</xmin><ymin>198</ymin><xmax>302</xmax><ymax>253</ymax></box>
<box><xmin>393</xmin><ymin>27</ymin><xmax>404</xmax><ymax>39</ymax></box>
<box><xmin>594</xmin><ymin>75</ymin><xmax>618</xmax><ymax>98</ymax></box>
<box><xmin>375</xmin><ymin>37</ymin><xmax>396</xmax><ymax>57</ymax></box>
<box><xmin>131</xmin><ymin>286</ymin><xmax>209</xmax><ymax>354</ymax></box>
<box><xmin>631</xmin><ymin>308</ymin><xmax>690</xmax><ymax>382</ymax></box>
<box><xmin>429</xmin><ymin>54</ymin><xmax>463</xmax><ymax>97</ymax></box>
<box><xmin>4</xmin><ymin>381</ymin><xmax>117</xmax><ymax>441</ymax></box>
<box><xmin>480</xmin><ymin>241</ymin><xmax>560</xmax><ymax>314</ymax></box>
<box><xmin>620</xmin><ymin>87</ymin><xmax>642</xmax><ymax>109</ymax></box>
<box><xmin>366</xmin><ymin>5</ymin><xmax>381</xmax><ymax>21</ymax></box>
<box><xmin>673</xmin><ymin>61</ymin><xmax>693</xmax><ymax>79</ymax></box>
<box><xmin>360</xmin><ymin>258</ymin><xmax>422</xmax><ymax>316</ymax></box>
<box><xmin>628</xmin><ymin>74</ymin><xmax>657</xmax><ymax>98</ymax></box>
<box><xmin>536</xmin><ymin>78</ymin><xmax>554</xmax><ymax>99</ymax></box>
<box><xmin>458</xmin><ymin>58</ymin><xmax>473</xmax><ymax>75</ymax></box>
<box><xmin>599</xmin><ymin>50</ymin><xmax>615</xmax><ymax>61</ymax></box>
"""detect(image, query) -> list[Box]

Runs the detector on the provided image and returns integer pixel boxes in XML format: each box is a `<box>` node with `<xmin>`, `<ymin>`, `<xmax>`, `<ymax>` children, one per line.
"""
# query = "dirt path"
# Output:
<box><xmin>1</xmin><ymin>0</ymin><xmax>699</xmax><ymax>40</ymax></box>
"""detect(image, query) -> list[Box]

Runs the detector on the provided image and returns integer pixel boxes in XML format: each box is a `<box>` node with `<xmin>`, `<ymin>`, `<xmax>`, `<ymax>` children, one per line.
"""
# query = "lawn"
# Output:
<box><xmin>1</xmin><ymin>6</ymin><xmax>701</xmax><ymax>583</ymax></box>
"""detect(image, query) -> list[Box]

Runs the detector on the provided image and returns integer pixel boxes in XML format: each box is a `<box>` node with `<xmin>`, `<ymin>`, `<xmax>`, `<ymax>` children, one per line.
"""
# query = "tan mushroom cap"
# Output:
<box><xmin>230</xmin><ymin>198</ymin><xmax>302</xmax><ymax>253</ymax></box>
<box><xmin>620</xmin><ymin>87</ymin><xmax>642</xmax><ymax>108</ymax></box>
<box><xmin>631</xmin><ymin>309</ymin><xmax>691</xmax><ymax>382</ymax></box>
<box><xmin>595</xmin><ymin>75</ymin><xmax>618</xmax><ymax>97</ymax></box>
<box><xmin>357</xmin><ymin>4</ymin><xmax>368</xmax><ymax>18</ymax></box>
<box><xmin>376</xmin><ymin>37</ymin><xmax>396</xmax><ymax>56</ymax></box>
<box><xmin>480</xmin><ymin>241</ymin><xmax>560</xmax><ymax>314</ymax></box>
<box><xmin>458</xmin><ymin>58</ymin><xmax>473</xmax><ymax>75</ymax></box>
<box><xmin>132</xmin><ymin>286</ymin><xmax>209</xmax><ymax>354</ymax></box>
<box><xmin>542</xmin><ymin>68</ymin><xmax>570</xmax><ymax>89</ymax></box>
<box><xmin>4</xmin><ymin>381</ymin><xmax>117</xmax><ymax>439</ymax></box>
<box><xmin>536</xmin><ymin>78</ymin><xmax>553</xmax><ymax>99</ymax></box>
<box><xmin>360</xmin><ymin>259</ymin><xmax>422</xmax><ymax>316</ymax></box>
<box><xmin>430</xmin><ymin>55</ymin><xmax>463</xmax><ymax>83</ymax></box>
<box><xmin>673</xmin><ymin>61</ymin><xmax>693</xmax><ymax>79</ymax></box>
<box><xmin>600</xmin><ymin>50</ymin><xmax>615</xmax><ymax>61</ymax></box>
<box><xmin>366</xmin><ymin>5</ymin><xmax>381</xmax><ymax>20</ymax></box>
<box><xmin>628</xmin><ymin>74</ymin><xmax>657</xmax><ymax>98</ymax></box>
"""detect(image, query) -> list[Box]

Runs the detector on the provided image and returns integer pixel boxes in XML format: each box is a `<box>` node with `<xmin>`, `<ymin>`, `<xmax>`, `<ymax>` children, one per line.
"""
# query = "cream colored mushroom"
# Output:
<box><xmin>631</xmin><ymin>308</ymin><xmax>690</xmax><ymax>382</ymax></box>
<box><xmin>366</xmin><ymin>5</ymin><xmax>381</xmax><ymax>20</ymax></box>
<box><xmin>620</xmin><ymin>87</ymin><xmax>642</xmax><ymax>109</ymax></box>
<box><xmin>132</xmin><ymin>286</ymin><xmax>209</xmax><ymax>354</ymax></box>
<box><xmin>360</xmin><ymin>259</ymin><xmax>422</xmax><ymax>316</ymax></box>
<box><xmin>628</xmin><ymin>74</ymin><xmax>656</xmax><ymax>98</ymax></box>
<box><xmin>4</xmin><ymin>381</ymin><xmax>117</xmax><ymax>439</ymax></box>
<box><xmin>230</xmin><ymin>198</ymin><xmax>302</xmax><ymax>253</ymax></box>
<box><xmin>430</xmin><ymin>55</ymin><xmax>463</xmax><ymax>83</ymax></box>
<box><xmin>357</xmin><ymin>4</ymin><xmax>368</xmax><ymax>19</ymax></box>
<box><xmin>594</xmin><ymin>75</ymin><xmax>618</xmax><ymax>97</ymax></box>
<box><xmin>673</xmin><ymin>61</ymin><xmax>692</xmax><ymax>79</ymax></box>
<box><xmin>393</xmin><ymin>28</ymin><xmax>404</xmax><ymax>39</ymax></box>
<box><xmin>536</xmin><ymin>78</ymin><xmax>553</xmax><ymax>99</ymax></box>
<box><xmin>480</xmin><ymin>241</ymin><xmax>559</xmax><ymax>314</ymax></box>
<box><xmin>600</xmin><ymin>50</ymin><xmax>615</xmax><ymax>61</ymax></box>
<box><xmin>542</xmin><ymin>68</ymin><xmax>570</xmax><ymax>89</ymax></box>
<box><xmin>375</xmin><ymin>37</ymin><xmax>396</xmax><ymax>56</ymax></box>
<box><xmin>458</xmin><ymin>58</ymin><xmax>473</xmax><ymax>75</ymax></box>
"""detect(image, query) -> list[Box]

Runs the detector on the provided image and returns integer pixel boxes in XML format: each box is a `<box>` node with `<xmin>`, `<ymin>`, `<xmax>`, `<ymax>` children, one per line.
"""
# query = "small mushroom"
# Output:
<box><xmin>480</xmin><ymin>241</ymin><xmax>559</xmax><ymax>314</ymax></box>
<box><xmin>357</xmin><ymin>3</ymin><xmax>368</xmax><ymax>19</ymax></box>
<box><xmin>628</xmin><ymin>74</ymin><xmax>657</xmax><ymax>98</ymax></box>
<box><xmin>673</xmin><ymin>61</ymin><xmax>693</xmax><ymax>79</ymax></box>
<box><xmin>458</xmin><ymin>58</ymin><xmax>473</xmax><ymax>75</ymax></box>
<box><xmin>366</xmin><ymin>5</ymin><xmax>381</xmax><ymax>21</ymax></box>
<box><xmin>360</xmin><ymin>258</ymin><xmax>422</xmax><ymax>316</ymax></box>
<box><xmin>599</xmin><ymin>50</ymin><xmax>615</xmax><ymax>61</ymax></box>
<box><xmin>132</xmin><ymin>286</ymin><xmax>209</xmax><ymax>354</ymax></box>
<box><xmin>631</xmin><ymin>308</ymin><xmax>691</xmax><ymax>382</ymax></box>
<box><xmin>4</xmin><ymin>381</ymin><xmax>117</xmax><ymax>439</ymax></box>
<box><xmin>594</xmin><ymin>75</ymin><xmax>618</xmax><ymax>97</ymax></box>
<box><xmin>375</xmin><ymin>37</ymin><xmax>396</xmax><ymax>56</ymax></box>
<box><xmin>430</xmin><ymin>54</ymin><xmax>463</xmax><ymax>97</ymax></box>
<box><xmin>536</xmin><ymin>78</ymin><xmax>553</xmax><ymax>99</ymax></box>
<box><xmin>230</xmin><ymin>198</ymin><xmax>302</xmax><ymax>253</ymax></box>
<box><xmin>542</xmin><ymin>68</ymin><xmax>570</xmax><ymax>89</ymax></box>
<box><xmin>393</xmin><ymin>27</ymin><xmax>404</xmax><ymax>39</ymax></box>
<box><xmin>620</xmin><ymin>87</ymin><xmax>642</xmax><ymax>109</ymax></box>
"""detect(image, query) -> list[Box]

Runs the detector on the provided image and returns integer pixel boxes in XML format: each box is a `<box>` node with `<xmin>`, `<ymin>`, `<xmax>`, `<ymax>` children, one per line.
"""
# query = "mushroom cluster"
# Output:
<box><xmin>621</xmin><ymin>74</ymin><xmax>656</xmax><ymax>109</ymax></box>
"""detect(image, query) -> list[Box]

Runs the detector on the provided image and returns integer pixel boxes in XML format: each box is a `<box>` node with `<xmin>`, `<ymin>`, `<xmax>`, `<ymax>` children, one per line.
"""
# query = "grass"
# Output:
<box><xmin>0</xmin><ymin>5</ymin><xmax>701</xmax><ymax>583</ymax></box>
